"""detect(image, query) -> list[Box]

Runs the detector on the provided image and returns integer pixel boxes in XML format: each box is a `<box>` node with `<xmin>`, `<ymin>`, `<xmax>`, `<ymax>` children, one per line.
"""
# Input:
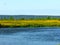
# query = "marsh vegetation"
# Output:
<box><xmin>0</xmin><ymin>16</ymin><xmax>60</xmax><ymax>28</ymax></box>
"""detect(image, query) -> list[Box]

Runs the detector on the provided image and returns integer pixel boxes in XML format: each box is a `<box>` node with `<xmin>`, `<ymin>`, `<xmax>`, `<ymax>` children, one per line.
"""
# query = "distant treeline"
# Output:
<box><xmin>0</xmin><ymin>16</ymin><xmax>60</xmax><ymax>20</ymax></box>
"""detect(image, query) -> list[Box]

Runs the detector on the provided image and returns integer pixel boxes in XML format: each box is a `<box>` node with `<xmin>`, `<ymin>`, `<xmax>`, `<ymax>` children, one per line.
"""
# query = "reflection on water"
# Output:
<box><xmin>0</xmin><ymin>27</ymin><xmax>60</xmax><ymax>45</ymax></box>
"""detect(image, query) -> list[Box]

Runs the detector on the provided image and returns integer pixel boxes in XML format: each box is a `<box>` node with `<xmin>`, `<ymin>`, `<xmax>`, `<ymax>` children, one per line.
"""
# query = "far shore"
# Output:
<box><xmin>0</xmin><ymin>20</ymin><xmax>60</xmax><ymax>28</ymax></box>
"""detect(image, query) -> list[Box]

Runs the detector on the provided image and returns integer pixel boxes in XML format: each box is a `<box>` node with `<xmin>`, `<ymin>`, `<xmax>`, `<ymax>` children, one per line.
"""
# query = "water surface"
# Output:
<box><xmin>0</xmin><ymin>27</ymin><xmax>60</xmax><ymax>45</ymax></box>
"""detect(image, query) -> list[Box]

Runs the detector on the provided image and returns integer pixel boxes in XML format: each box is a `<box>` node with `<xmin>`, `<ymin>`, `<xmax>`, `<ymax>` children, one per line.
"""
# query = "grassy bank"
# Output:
<box><xmin>0</xmin><ymin>20</ymin><xmax>60</xmax><ymax>28</ymax></box>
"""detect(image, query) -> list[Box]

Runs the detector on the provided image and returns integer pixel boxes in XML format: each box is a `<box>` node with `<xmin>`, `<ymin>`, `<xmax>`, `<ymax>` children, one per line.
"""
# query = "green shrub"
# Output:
<box><xmin>9</xmin><ymin>16</ymin><xmax>14</xmax><ymax>20</ymax></box>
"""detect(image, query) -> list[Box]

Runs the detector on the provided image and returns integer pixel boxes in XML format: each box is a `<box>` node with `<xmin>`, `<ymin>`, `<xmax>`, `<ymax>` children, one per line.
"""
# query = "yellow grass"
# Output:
<box><xmin>0</xmin><ymin>20</ymin><xmax>60</xmax><ymax>27</ymax></box>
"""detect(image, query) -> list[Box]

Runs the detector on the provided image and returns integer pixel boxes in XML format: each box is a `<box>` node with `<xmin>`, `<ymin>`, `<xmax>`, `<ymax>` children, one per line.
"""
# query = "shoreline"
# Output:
<box><xmin>0</xmin><ymin>20</ymin><xmax>60</xmax><ymax>28</ymax></box>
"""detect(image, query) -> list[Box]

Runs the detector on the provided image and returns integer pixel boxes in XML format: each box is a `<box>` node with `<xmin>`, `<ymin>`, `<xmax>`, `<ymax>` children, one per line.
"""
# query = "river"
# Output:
<box><xmin>0</xmin><ymin>27</ymin><xmax>60</xmax><ymax>45</ymax></box>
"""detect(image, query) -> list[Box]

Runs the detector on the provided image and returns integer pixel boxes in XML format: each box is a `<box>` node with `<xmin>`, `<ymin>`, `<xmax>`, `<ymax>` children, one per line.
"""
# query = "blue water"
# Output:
<box><xmin>0</xmin><ymin>27</ymin><xmax>60</xmax><ymax>45</ymax></box>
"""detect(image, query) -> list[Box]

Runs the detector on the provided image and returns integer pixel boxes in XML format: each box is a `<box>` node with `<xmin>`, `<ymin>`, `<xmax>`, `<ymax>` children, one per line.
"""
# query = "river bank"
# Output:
<box><xmin>0</xmin><ymin>20</ymin><xmax>60</xmax><ymax>28</ymax></box>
